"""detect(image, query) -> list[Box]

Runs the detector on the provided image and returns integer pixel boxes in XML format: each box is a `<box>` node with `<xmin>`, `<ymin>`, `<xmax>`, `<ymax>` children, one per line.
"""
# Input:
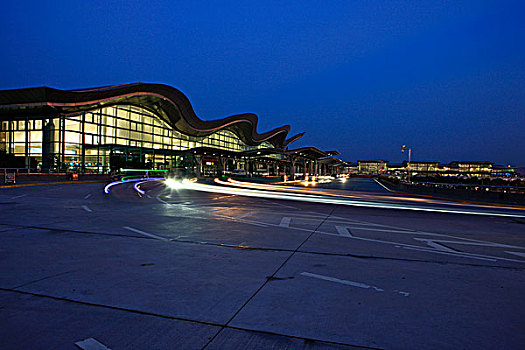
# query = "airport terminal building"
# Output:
<box><xmin>0</xmin><ymin>83</ymin><xmax>342</xmax><ymax>177</ymax></box>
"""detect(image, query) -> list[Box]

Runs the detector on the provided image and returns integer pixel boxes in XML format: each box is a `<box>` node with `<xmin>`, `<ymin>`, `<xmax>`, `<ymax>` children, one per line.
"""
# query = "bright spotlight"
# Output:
<box><xmin>165</xmin><ymin>178</ymin><xmax>185</xmax><ymax>189</ymax></box>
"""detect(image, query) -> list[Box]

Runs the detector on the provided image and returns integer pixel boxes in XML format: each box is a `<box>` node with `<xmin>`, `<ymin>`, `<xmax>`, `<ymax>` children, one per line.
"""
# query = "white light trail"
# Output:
<box><xmin>163</xmin><ymin>179</ymin><xmax>525</xmax><ymax>218</ymax></box>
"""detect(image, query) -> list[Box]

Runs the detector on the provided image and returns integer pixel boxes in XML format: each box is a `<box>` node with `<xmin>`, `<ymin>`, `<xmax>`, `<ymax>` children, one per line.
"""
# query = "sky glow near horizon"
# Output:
<box><xmin>1</xmin><ymin>1</ymin><xmax>524</xmax><ymax>165</ymax></box>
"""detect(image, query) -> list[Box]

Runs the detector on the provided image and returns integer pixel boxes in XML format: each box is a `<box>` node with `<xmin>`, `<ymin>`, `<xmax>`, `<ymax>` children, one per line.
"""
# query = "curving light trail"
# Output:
<box><xmin>104</xmin><ymin>177</ymin><xmax>165</xmax><ymax>194</ymax></box>
<box><xmin>164</xmin><ymin>178</ymin><xmax>525</xmax><ymax>218</ymax></box>
<box><xmin>219</xmin><ymin>178</ymin><xmax>495</xmax><ymax>209</ymax></box>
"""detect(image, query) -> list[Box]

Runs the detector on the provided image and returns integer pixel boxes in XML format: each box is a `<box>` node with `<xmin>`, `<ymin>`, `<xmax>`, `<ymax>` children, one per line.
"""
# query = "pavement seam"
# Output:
<box><xmin>0</xmin><ymin>288</ymin><xmax>381</xmax><ymax>350</ymax></box>
<box><xmin>201</xmin><ymin>206</ymin><xmax>337</xmax><ymax>349</ymax></box>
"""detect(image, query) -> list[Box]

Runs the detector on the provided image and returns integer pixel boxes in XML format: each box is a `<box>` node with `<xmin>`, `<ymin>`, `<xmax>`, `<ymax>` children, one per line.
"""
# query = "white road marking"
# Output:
<box><xmin>348</xmin><ymin>226</ymin><xmax>436</xmax><ymax>235</ymax></box>
<box><xmin>335</xmin><ymin>226</ymin><xmax>353</xmax><ymax>237</ymax></box>
<box><xmin>423</xmin><ymin>240</ymin><xmax>458</xmax><ymax>253</ymax></box>
<box><xmin>395</xmin><ymin>290</ymin><xmax>410</xmax><ymax>297</ymax></box>
<box><xmin>506</xmin><ymin>251</ymin><xmax>525</xmax><ymax>258</ymax></box>
<box><xmin>81</xmin><ymin>205</ymin><xmax>93</xmax><ymax>212</ymax></box>
<box><xmin>74</xmin><ymin>337</ymin><xmax>111</xmax><ymax>350</ymax></box>
<box><xmin>84</xmin><ymin>193</ymin><xmax>92</xmax><ymax>199</ymax></box>
<box><xmin>279</xmin><ymin>217</ymin><xmax>292</xmax><ymax>227</ymax></box>
<box><xmin>122</xmin><ymin>226</ymin><xmax>169</xmax><ymax>241</ymax></box>
<box><xmin>398</xmin><ymin>246</ymin><xmax>498</xmax><ymax>262</ymax></box>
<box><xmin>11</xmin><ymin>194</ymin><xmax>27</xmax><ymax>199</ymax></box>
<box><xmin>237</xmin><ymin>212</ymin><xmax>252</xmax><ymax>219</ymax></box>
<box><xmin>301</xmin><ymin>272</ymin><xmax>384</xmax><ymax>292</ymax></box>
<box><xmin>373</xmin><ymin>178</ymin><xmax>394</xmax><ymax>192</ymax></box>
<box><xmin>413</xmin><ymin>238</ymin><xmax>524</xmax><ymax>250</ymax></box>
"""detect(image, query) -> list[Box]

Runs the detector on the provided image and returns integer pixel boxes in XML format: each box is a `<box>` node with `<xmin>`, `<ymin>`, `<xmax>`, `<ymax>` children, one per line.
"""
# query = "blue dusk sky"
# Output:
<box><xmin>1</xmin><ymin>1</ymin><xmax>524</xmax><ymax>165</ymax></box>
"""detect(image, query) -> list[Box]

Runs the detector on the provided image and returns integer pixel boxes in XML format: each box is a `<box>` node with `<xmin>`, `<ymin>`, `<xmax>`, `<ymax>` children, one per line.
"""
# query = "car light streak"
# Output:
<box><xmin>165</xmin><ymin>178</ymin><xmax>525</xmax><ymax>218</ymax></box>
<box><xmin>133</xmin><ymin>177</ymin><xmax>166</xmax><ymax>195</ymax></box>
<box><xmin>218</xmin><ymin>178</ymin><xmax>482</xmax><ymax>208</ymax></box>
<box><xmin>104</xmin><ymin>177</ymin><xmax>165</xmax><ymax>194</ymax></box>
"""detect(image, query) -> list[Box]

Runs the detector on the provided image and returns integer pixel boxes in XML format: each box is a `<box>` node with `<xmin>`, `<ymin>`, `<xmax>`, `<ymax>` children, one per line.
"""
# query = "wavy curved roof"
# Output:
<box><xmin>0</xmin><ymin>82</ymin><xmax>290</xmax><ymax>148</ymax></box>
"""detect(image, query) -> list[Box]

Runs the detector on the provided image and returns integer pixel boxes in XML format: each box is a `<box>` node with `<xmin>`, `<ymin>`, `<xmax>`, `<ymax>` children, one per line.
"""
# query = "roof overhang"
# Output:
<box><xmin>0</xmin><ymin>83</ymin><xmax>290</xmax><ymax>148</ymax></box>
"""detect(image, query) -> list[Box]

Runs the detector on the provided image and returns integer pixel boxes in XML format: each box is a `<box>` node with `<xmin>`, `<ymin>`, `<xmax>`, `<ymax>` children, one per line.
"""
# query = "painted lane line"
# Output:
<box><xmin>335</xmin><ymin>226</ymin><xmax>353</xmax><ymax>237</ymax></box>
<box><xmin>398</xmin><ymin>246</ymin><xmax>497</xmax><ymax>262</ymax></box>
<box><xmin>395</xmin><ymin>290</ymin><xmax>410</xmax><ymax>297</ymax></box>
<box><xmin>412</xmin><ymin>238</ymin><xmax>524</xmax><ymax>250</ymax></box>
<box><xmin>301</xmin><ymin>272</ymin><xmax>384</xmax><ymax>292</ymax></box>
<box><xmin>75</xmin><ymin>337</ymin><xmax>111</xmax><ymax>350</ymax></box>
<box><xmin>345</xmin><ymin>226</ymin><xmax>437</xmax><ymax>236</ymax></box>
<box><xmin>81</xmin><ymin>205</ymin><xmax>93</xmax><ymax>212</ymax></box>
<box><xmin>506</xmin><ymin>251</ymin><xmax>525</xmax><ymax>258</ymax></box>
<box><xmin>373</xmin><ymin>178</ymin><xmax>393</xmax><ymax>192</ymax></box>
<box><xmin>237</xmin><ymin>212</ymin><xmax>252</xmax><ymax>219</ymax></box>
<box><xmin>279</xmin><ymin>217</ymin><xmax>292</xmax><ymax>228</ymax></box>
<box><xmin>84</xmin><ymin>193</ymin><xmax>92</xmax><ymax>199</ymax></box>
<box><xmin>424</xmin><ymin>241</ymin><xmax>458</xmax><ymax>253</ymax></box>
<box><xmin>122</xmin><ymin>226</ymin><xmax>169</xmax><ymax>241</ymax></box>
<box><xmin>11</xmin><ymin>194</ymin><xmax>27</xmax><ymax>199</ymax></box>
<box><xmin>322</xmin><ymin>231</ymin><xmax>525</xmax><ymax>263</ymax></box>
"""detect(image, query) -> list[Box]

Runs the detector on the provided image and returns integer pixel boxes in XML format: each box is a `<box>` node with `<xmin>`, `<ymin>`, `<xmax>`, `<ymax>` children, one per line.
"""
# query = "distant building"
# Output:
<box><xmin>357</xmin><ymin>160</ymin><xmax>388</xmax><ymax>175</ymax></box>
<box><xmin>448</xmin><ymin>161</ymin><xmax>494</xmax><ymax>176</ymax></box>
<box><xmin>343</xmin><ymin>163</ymin><xmax>359</xmax><ymax>174</ymax></box>
<box><xmin>385</xmin><ymin>163</ymin><xmax>404</xmax><ymax>175</ymax></box>
<box><xmin>491</xmin><ymin>165</ymin><xmax>518</xmax><ymax>177</ymax></box>
<box><xmin>404</xmin><ymin>161</ymin><xmax>440</xmax><ymax>175</ymax></box>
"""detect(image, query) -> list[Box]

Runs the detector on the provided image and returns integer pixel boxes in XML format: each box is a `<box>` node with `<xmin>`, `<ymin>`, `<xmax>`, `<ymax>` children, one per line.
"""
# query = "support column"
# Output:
<box><xmin>24</xmin><ymin>117</ymin><xmax>29</xmax><ymax>169</ymax></box>
<box><xmin>81</xmin><ymin>112</ymin><xmax>86</xmax><ymax>173</ymax></box>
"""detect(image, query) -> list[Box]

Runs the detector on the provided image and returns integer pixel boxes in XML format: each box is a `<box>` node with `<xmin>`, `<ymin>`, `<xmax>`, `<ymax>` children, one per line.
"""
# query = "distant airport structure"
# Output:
<box><xmin>345</xmin><ymin>160</ymin><xmax>518</xmax><ymax>177</ymax></box>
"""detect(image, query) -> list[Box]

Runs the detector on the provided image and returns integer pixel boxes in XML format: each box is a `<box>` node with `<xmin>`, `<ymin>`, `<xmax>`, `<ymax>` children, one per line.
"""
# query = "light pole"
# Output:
<box><xmin>401</xmin><ymin>145</ymin><xmax>411</xmax><ymax>183</ymax></box>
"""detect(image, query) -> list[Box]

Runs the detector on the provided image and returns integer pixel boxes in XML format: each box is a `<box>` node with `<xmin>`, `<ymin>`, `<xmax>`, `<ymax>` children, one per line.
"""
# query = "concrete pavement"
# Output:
<box><xmin>0</xmin><ymin>179</ymin><xmax>524</xmax><ymax>349</ymax></box>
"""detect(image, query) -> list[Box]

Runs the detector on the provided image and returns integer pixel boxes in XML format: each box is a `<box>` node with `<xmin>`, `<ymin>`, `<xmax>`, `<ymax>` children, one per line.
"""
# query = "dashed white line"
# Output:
<box><xmin>84</xmin><ymin>193</ymin><xmax>92</xmax><ymax>199</ymax></box>
<box><xmin>301</xmin><ymin>272</ymin><xmax>384</xmax><ymax>292</ymax></box>
<box><xmin>422</xmin><ymin>240</ymin><xmax>458</xmax><ymax>253</ymax></box>
<box><xmin>81</xmin><ymin>205</ymin><xmax>93</xmax><ymax>212</ymax></box>
<box><xmin>335</xmin><ymin>225</ymin><xmax>353</xmax><ymax>237</ymax></box>
<box><xmin>122</xmin><ymin>226</ymin><xmax>169</xmax><ymax>241</ymax></box>
<box><xmin>301</xmin><ymin>272</ymin><xmax>411</xmax><ymax>296</ymax></box>
<box><xmin>11</xmin><ymin>194</ymin><xmax>27</xmax><ymax>199</ymax></box>
<box><xmin>506</xmin><ymin>251</ymin><xmax>525</xmax><ymax>258</ymax></box>
<box><xmin>75</xmin><ymin>337</ymin><xmax>111</xmax><ymax>350</ymax></box>
<box><xmin>279</xmin><ymin>217</ymin><xmax>292</xmax><ymax>228</ymax></box>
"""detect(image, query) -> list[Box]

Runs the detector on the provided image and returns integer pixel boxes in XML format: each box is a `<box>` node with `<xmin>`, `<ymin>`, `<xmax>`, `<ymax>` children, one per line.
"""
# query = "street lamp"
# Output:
<box><xmin>401</xmin><ymin>145</ymin><xmax>411</xmax><ymax>183</ymax></box>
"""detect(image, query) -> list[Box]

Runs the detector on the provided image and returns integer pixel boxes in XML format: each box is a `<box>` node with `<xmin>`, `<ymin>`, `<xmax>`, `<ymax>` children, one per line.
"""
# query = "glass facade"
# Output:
<box><xmin>0</xmin><ymin>105</ymin><xmax>277</xmax><ymax>172</ymax></box>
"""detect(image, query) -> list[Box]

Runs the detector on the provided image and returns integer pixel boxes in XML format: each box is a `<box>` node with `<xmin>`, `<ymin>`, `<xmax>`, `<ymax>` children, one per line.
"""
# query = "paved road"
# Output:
<box><xmin>1</xmin><ymin>180</ymin><xmax>524</xmax><ymax>349</ymax></box>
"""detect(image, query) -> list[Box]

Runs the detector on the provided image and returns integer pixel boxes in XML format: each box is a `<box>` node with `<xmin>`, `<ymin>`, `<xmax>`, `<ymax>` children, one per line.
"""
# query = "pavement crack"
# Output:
<box><xmin>12</xmin><ymin>270</ymin><xmax>77</xmax><ymax>290</ymax></box>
